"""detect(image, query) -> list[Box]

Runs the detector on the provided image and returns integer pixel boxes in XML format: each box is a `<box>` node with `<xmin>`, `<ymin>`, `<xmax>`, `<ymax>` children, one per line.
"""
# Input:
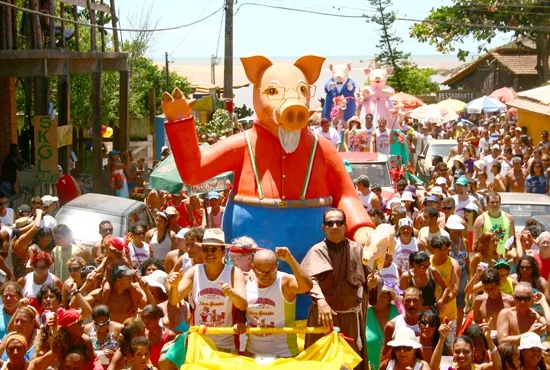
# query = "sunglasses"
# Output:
<box><xmin>514</xmin><ymin>295</ymin><xmax>532</xmax><ymax>302</ymax></box>
<box><xmin>418</xmin><ymin>263</ymin><xmax>430</xmax><ymax>270</ymax></box>
<box><xmin>93</xmin><ymin>319</ymin><xmax>110</xmax><ymax>327</ymax></box>
<box><xmin>201</xmin><ymin>246</ymin><xmax>224</xmax><ymax>254</ymax></box>
<box><xmin>419</xmin><ymin>320</ymin><xmax>435</xmax><ymax>328</ymax></box>
<box><xmin>324</xmin><ymin>220</ymin><xmax>345</xmax><ymax>227</ymax></box>
<box><xmin>68</xmin><ymin>267</ymin><xmax>81</xmax><ymax>273</ymax></box>
<box><xmin>520</xmin><ymin>265</ymin><xmax>533</xmax><ymax>270</ymax></box>
<box><xmin>394</xmin><ymin>346</ymin><xmax>413</xmax><ymax>352</ymax></box>
<box><xmin>81</xmin><ymin>266</ymin><xmax>97</xmax><ymax>274</ymax></box>
<box><xmin>442</xmin><ymin>206</ymin><xmax>454</xmax><ymax>211</ymax></box>
<box><xmin>102</xmin><ymin>228</ymin><xmax>114</xmax><ymax>233</ymax></box>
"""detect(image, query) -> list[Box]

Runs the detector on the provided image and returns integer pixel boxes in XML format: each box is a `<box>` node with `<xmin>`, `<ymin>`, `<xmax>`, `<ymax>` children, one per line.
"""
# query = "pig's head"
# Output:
<box><xmin>329</xmin><ymin>63</ymin><xmax>351</xmax><ymax>84</ymax></box>
<box><xmin>364</xmin><ymin>67</ymin><xmax>393</xmax><ymax>88</ymax></box>
<box><xmin>241</xmin><ymin>55</ymin><xmax>325</xmax><ymax>153</ymax></box>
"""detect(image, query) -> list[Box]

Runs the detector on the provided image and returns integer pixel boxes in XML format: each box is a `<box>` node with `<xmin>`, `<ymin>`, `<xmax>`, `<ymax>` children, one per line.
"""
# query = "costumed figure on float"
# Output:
<box><xmin>161</xmin><ymin>55</ymin><xmax>391</xmax><ymax>323</ymax></box>
<box><xmin>359</xmin><ymin>65</ymin><xmax>395</xmax><ymax>126</ymax></box>
<box><xmin>322</xmin><ymin>63</ymin><xmax>357</xmax><ymax>121</ymax></box>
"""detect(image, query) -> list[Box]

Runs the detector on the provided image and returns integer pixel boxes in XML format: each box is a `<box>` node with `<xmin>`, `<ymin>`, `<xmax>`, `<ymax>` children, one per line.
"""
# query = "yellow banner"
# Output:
<box><xmin>34</xmin><ymin>116</ymin><xmax>59</xmax><ymax>183</ymax></box>
<box><xmin>57</xmin><ymin>125</ymin><xmax>73</xmax><ymax>148</ymax></box>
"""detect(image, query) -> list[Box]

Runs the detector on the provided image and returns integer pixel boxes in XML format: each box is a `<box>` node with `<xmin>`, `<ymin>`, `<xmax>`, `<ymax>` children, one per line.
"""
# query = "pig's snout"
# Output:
<box><xmin>277</xmin><ymin>104</ymin><xmax>309</xmax><ymax>131</ymax></box>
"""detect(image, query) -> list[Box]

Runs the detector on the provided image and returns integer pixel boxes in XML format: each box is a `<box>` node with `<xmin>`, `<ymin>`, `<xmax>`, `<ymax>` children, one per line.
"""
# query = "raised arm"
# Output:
<box><xmin>276</xmin><ymin>247</ymin><xmax>313</xmax><ymax>300</ymax></box>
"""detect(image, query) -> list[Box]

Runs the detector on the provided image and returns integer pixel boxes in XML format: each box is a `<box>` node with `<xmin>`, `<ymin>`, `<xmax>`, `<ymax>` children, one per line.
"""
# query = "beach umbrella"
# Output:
<box><xmin>436</xmin><ymin>99</ymin><xmax>466</xmax><ymax>113</ymax></box>
<box><xmin>489</xmin><ymin>87</ymin><xmax>517</xmax><ymax>103</ymax></box>
<box><xmin>390</xmin><ymin>92</ymin><xmax>424</xmax><ymax>110</ymax></box>
<box><xmin>440</xmin><ymin>108</ymin><xmax>459</xmax><ymax>124</ymax></box>
<box><xmin>464</xmin><ymin>96</ymin><xmax>507</xmax><ymax>114</ymax></box>
<box><xmin>410</xmin><ymin>104</ymin><xmax>442</xmax><ymax>123</ymax></box>
<box><xmin>148</xmin><ymin>154</ymin><xmax>234</xmax><ymax>195</ymax></box>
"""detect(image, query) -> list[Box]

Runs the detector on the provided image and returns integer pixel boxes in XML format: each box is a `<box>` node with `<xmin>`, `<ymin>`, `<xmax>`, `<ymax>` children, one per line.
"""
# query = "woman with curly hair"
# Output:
<box><xmin>139</xmin><ymin>259</ymin><xmax>165</xmax><ymax>277</ymax></box>
<box><xmin>498</xmin><ymin>343</ymin><xmax>520</xmax><ymax>370</ymax></box>
<box><xmin>107</xmin><ymin>318</ymin><xmax>146</xmax><ymax>370</ymax></box>
<box><xmin>511</xmin><ymin>255</ymin><xmax>548</xmax><ymax>302</ymax></box>
<box><xmin>469</xmin><ymin>232</ymin><xmax>500</xmax><ymax>279</ymax></box>
<box><xmin>18</xmin><ymin>252</ymin><xmax>62</xmax><ymax>312</ymax></box>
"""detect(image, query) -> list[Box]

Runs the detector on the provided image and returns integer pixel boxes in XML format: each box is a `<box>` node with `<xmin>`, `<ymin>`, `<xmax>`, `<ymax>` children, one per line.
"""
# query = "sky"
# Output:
<box><xmin>113</xmin><ymin>0</ymin><xmax>512</xmax><ymax>61</ymax></box>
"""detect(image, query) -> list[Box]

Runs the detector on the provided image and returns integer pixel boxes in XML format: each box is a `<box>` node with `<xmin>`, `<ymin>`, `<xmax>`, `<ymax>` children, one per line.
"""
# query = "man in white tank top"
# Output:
<box><xmin>452</xmin><ymin>177</ymin><xmax>482</xmax><ymax>218</ymax></box>
<box><xmin>168</xmin><ymin>229</ymin><xmax>247</xmax><ymax>352</ymax></box>
<box><xmin>207</xmin><ymin>192</ymin><xmax>225</xmax><ymax>228</ymax></box>
<box><xmin>238</xmin><ymin>247</ymin><xmax>312</xmax><ymax>358</ymax></box>
<box><xmin>356</xmin><ymin>175</ymin><xmax>381</xmax><ymax>212</ymax></box>
<box><xmin>370</xmin><ymin>118</ymin><xmax>391</xmax><ymax>155</ymax></box>
<box><xmin>394</xmin><ymin>218</ymin><xmax>418</xmax><ymax>271</ymax></box>
<box><xmin>364</xmin><ymin>113</ymin><xmax>376</xmax><ymax>151</ymax></box>
<box><xmin>383</xmin><ymin>287</ymin><xmax>423</xmax><ymax>356</ymax></box>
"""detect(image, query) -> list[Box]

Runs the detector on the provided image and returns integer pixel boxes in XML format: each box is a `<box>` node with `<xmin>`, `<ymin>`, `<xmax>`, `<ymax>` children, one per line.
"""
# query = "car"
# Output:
<box><xmin>530</xmin><ymin>215</ymin><xmax>550</xmax><ymax>233</ymax></box>
<box><xmin>55</xmin><ymin>193</ymin><xmax>156</xmax><ymax>249</ymax></box>
<box><xmin>498</xmin><ymin>192</ymin><xmax>550</xmax><ymax>232</ymax></box>
<box><xmin>416</xmin><ymin>139</ymin><xmax>457</xmax><ymax>183</ymax></box>
<box><xmin>338</xmin><ymin>152</ymin><xmax>395</xmax><ymax>200</ymax></box>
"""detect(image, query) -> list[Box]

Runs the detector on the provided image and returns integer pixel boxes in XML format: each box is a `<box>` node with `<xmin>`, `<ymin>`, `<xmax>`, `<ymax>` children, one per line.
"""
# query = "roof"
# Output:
<box><xmin>443</xmin><ymin>52</ymin><xmax>541</xmax><ymax>86</ymax></box>
<box><xmin>506</xmin><ymin>85</ymin><xmax>550</xmax><ymax>116</ymax></box>
<box><xmin>62</xmin><ymin>193</ymin><xmax>140</xmax><ymax>216</ymax></box>
<box><xmin>498</xmin><ymin>192</ymin><xmax>550</xmax><ymax>206</ymax></box>
<box><xmin>338</xmin><ymin>152</ymin><xmax>387</xmax><ymax>163</ymax></box>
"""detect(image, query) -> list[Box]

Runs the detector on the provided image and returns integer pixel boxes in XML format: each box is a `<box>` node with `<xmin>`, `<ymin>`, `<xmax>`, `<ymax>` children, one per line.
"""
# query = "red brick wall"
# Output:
<box><xmin>0</xmin><ymin>77</ymin><xmax>18</xmax><ymax>161</ymax></box>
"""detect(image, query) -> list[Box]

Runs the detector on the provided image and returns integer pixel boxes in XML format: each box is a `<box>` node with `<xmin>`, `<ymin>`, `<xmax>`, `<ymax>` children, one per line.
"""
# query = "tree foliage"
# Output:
<box><xmin>387</xmin><ymin>62</ymin><xmax>440</xmax><ymax>95</ymax></box>
<box><xmin>366</xmin><ymin>0</ymin><xmax>410</xmax><ymax>91</ymax></box>
<box><xmin>410</xmin><ymin>0</ymin><xmax>550</xmax><ymax>82</ymax></box>
<box><xmin>196</xmin><ymin>109</ymin><xmax>231</xmax><ymax>137</ymax></box>
<box><xmin>234</xmin><ymin>104</ymin><xmax>254</xmax><ymax>119</ymax></box>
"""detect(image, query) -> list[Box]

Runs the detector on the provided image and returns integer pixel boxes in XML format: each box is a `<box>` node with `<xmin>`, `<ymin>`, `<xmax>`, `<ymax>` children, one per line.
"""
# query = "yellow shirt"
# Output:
<box><xmin>500</xmin><ymin>276</ymin><xmax>514</xmax><ymax>296</ymax></box>
<box><xmin>430</xmin><ymin>255</ymin><xmax>458</xmax><ymax>320</ymax></box>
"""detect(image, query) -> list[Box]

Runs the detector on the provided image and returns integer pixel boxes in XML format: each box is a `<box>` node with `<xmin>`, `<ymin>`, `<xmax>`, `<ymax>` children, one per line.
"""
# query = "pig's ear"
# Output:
<box><xmin>346</xmin><ymin>62</ymin><xmax>352</xmax><ymax>71</ymax></box>
<box><xmin>386</xmin><ymin>67</ymin><xmax>394</xmax><ymax>76</ymax></box>
<box><xmin>329</xmin><ymin>63</ymin><xmax>334</xmax><ymax>72</ymax></box>
<box><xmin>364</xmin><ymin>68</ymin><xmax>372</xmax><ymax>78</ymax></box>
<box><xmin>294</xmin><ymin>55</ymin><xmax>326</xmax><ymax>84</ymax></box>
<box><xmin>241</xmin><ymin>56</ymin><xmax>273</xmax><ymax>86</ymax></box>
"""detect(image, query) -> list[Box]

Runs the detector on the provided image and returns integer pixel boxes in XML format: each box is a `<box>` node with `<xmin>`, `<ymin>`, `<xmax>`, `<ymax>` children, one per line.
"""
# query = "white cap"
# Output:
<box><xmin>144</xmin><ymin>270</ymin><xmax>168</xmax><ymax>293</ymax></box>
<box><xmin>518</xmin><ymin>332</ymin><xmax>547</xmax><ymax>350</ymax></box>
<box><xmin>435</xmin><ymin>177</ymin><xmax>447</xmax><ymax>185</ymax></box>
<box><xmin>387</xmin><ymin>327</ymin><xmax>421</xmax><ymax>349</ymax></box>
<box><xmin>465</xmin><ymin>203</ymin><xmax>479</xmax><ymax>212</ymax></box>
<box><xmin>386</xmin><ymin>197</ymin><xmax>403</xmax><ymax>210</ymax></box>
<box><xmin>41</xmin><ymin>195</ymin><xmax>59</xmax><ymax>207</ymax></box>
<box><xmin>492</xmin><ymin>144</ymin><xmax>500</xmax><ymax>150</ymax></box>
<box><xmin>165</xmin><ymin>206</ymin><xmax>177</xmax><ymax>216</ymax></box>
<box><xmin>175</xmin><ymin>228</ymin><xmax>190</xmax><ymax>240</ymax></box>
<box><xmin>401</xmin><ymin>191</ymin><xmax>414</xmax><ymax>202</ymax></box>
<box><xmin>445</xmin><ymin>215</ymin><xmax>465</xmax><ymax>230</ymax></box>
<box><xmin>431</xmin><ymin>186</ymin><xmax>444</xmax><ymax>195</ymax></box>
<box><xmin>474</xmin><ymin>160</ymin><xmax>485</xmax><ymax>171</ymax></box>
<box><xmin>398</xmin><ymin>218</ymin><xmax>413</xmax><ymax>231</ymax></box>
<box><xmin>161</xmin><ymin>145</ymin><xmax>169</xmax><ymax>152</ymax></box>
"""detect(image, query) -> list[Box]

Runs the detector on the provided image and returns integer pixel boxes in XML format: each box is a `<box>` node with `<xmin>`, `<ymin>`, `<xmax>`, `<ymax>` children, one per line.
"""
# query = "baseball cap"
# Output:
<box><xmin>175</xmin><ymin>228</ymin><xmax>190</xmax><ymax>240</ymax></box>
<box><xmin>144</xmin><ymin>270</ymin><xmax>168</xmax><ymax>293</ymax></box>
<box><xmin>446</xmin><ymin>215</ymin><xmax>465</xmax><ymax>230</ymax></box>
<box><xmin>425</xmin><ymin>195</ymin><xmax>439</xmax><ymax>203</ymax></box>
<box><xmin>398</xmin><ymin>218</ymin><xmax>413</xmax><ymax>231</ymax></box>
<box><xmin>17</xmin><ymin>204</ymin><xmax>31</xmax><ymax>214</ymax></box>
<box><xmin>207</xmin><ymin>191</ymin><xmax>221</xmax><ymax>200</ymax></box>
<box><xmin>465</xmin><ymin>203</ymin><xmax>479</xmax><ymax>212</ymax></box>
<box><xmin>161</xmin><ymin>145</ymin><xmax>169</xmax><ymax>152</ymax></box>
<box><xmin>165</xmin><ymin>206</ymin><xmax>177</xmax><ymax>216</ymax></box>
<box><xmin>401</xmin><ymin>191</ymin><xmax>414</xmax><ymax>202</ymax></box>
<box><xmin>455</xmin><ymin>177</ymin><xmax>469</xmax><ymax>186</ymax></box>
<box><xmin>431</xmin><ymin>186</ymin><xmax>444</xmax><ymax>195</ymax></box>
<box><xmin>386</xmin><ymin>197</ymin><xmax>403</xmax><ymax>210</ymax></box>
<box><xmin>112</xmin><ymin>265</ymin><xmax>136</xmax><ymax>281</ymax></box>
<box><xmin>515</xmin><ymin>127</ymin><xmax>522</xmax><ymax>131</ymax></box>
<box><xmin>492</xmin><ymin>144</ymin><xmax>500</xmax><ymax>150</ymax></box>
<box><xmin>387</xmin><ymin>327</ymin><xmax>421</xmax><ymax>349</ymax></box>
<box><xmin>108</xmin><ymin>237</ymin><xmax>125</xmax><ymax>253</ymax></box>
<box><xmin>356</xmin><ymin>175</ymin><xmax>371</xmax><ymax>187</ymax></box>
<box><xmin>518</xmin><ymin>332</ymin><xmax>547</xmax><ymax>351</ymax></box>
<box><xmin>41</xmin><ymin>195</ymin><xmax>59</xmax><ymax>207</ymax></box>
<box><xmin>435</xmin><ymin>177</ymin><xmax>447</xmax><ymax>185</ymax></box>
<box><xmin>57</xmin><ymin>164</ymin><xmax>63</xmax><ymax>171</ymax></box>
<box><xmin>108</xmin><ymin>150</ymin><xmax>120</xmax><ymax>157</ymax></box>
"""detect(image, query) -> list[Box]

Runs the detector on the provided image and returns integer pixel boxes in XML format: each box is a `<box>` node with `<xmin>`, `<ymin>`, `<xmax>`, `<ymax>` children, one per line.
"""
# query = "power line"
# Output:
<box><xmin>169</xmin><ymin>0</ymin><xmax>216</xmax><ymax>55</ymax></box>
<box><xmin>0</xmin><ymin>0</ymin><xmax>224</xmax><ymax>33</ymax></box>
<box><xmin>215</xmin><ymin>10</ymin><xmax>225</xmax><ymax>59</ymax></box>
<box><xmin>236</xmin><ymin>2</ymin><xmax>550</xmax><ymax>32</ymax></box>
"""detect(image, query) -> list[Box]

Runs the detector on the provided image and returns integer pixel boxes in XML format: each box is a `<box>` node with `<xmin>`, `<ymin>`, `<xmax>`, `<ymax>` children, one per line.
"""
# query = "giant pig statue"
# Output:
<box><xmin>359</xmin><ymin>67</ymin><xmax>395</xmax><ymax>126</ymax></box>
<box><xmin>322</xmin><ymin>63</ymin><xmax>357</xmax><ymax>121</ymax></box>
<box><xmin>162</xmin><ymin>55</ymin><xmax>389</xmax><ymax>319</ymax></box>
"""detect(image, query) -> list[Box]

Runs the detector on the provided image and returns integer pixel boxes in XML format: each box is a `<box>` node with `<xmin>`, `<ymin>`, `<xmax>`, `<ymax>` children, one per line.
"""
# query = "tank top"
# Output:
<box><xmin>208</xmin><ymin>207</ymin><xmax>224</xmax><ymax>228</ymax></box>
<box><xmin>90</xmin><ymin>326</ymin><xmax>118</xmax><ymax>351</ymax></box>
<box><xmin>149</xmin><ymin>229</ymin><xmax>172</xmax><ymax>261</ymax></box>
<box><xmin>365</xmin><ymin>126</ymin><xmax>375</xmax><ymax>150</ymax></box>
<box><xmin>149</xmin><ymin>327</ymin><xmax>170</xmax><ymax>366</ymax></box>
<box><xmin>53</xmin><ymin>244</ymin><xmax>81</xmax><ymax>282</ymax></box>
<box><xmin>394</xmin><ymin>237</ymin><xmax>418</xmax><ymax>271</ymax></box>
<box><xmin>245</xmin><ymin>272</ymin><xmax>298</xmax><ymax>357</ymax></box>
<box><xmin>381</xmin><ymin>263</ymin><xmax>400</xmax><ymax>288</ymax></box>
<box><xmin>430</xmin><ymin>256</ymin><xmax>458</xmax><ymax>320</ymax></box>
<box><xmin>387</xmin><ymin>359</ymin><xmax>423</xmax><ymax>370</ymax></box>
<box><xmin>23</xmin><ymin>272</ymin><xmax>55</xmax><ymax>298</ymax></box>
<box><xmin>375</xmin><ymin>129</ymin><xmax>390</xmax><ymax>155</ymax></box>
<box><xmin>482</xmin><ymin>212</ymin><xmax>510</xmax><ymax>256</ymax></box>
<box><xmin>56</xmin><ymin>174</ymin><xmax>79</xmax><ymax>206</ymax></box>
<box><xmin>128</xmin><ymin>242</ymin><xmax>151</xmax><ymax>273</ymax></box>
<box><xmin>358</xmin><ymin>192</ymin><xmax>374</xmax><ymax>212</ymax></box>
<box><xmin>408</xmin><ymin>269</ymin><xmax>436</xmax><ymax>307</ymax></box>
<box><xmin>394</xmin><ymin>314</ymin><xmax>421</xmax><ymax>336</ymax></box>
<box><xmin>192</xmin><ymin>264</ymin><xmax>234</xmax><ymax>350</ymax></box>
<box><xmin>452</xmin><ymin>195</ymin><xmax>475</xmax><ymax>218</ymax></box>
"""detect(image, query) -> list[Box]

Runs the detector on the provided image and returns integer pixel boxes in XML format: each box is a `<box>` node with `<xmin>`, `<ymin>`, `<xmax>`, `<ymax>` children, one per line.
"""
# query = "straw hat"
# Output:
<box><xmin>195</xmin><ymin>228</ymin><xmax>230</xmax><ymax>247</ymax></box>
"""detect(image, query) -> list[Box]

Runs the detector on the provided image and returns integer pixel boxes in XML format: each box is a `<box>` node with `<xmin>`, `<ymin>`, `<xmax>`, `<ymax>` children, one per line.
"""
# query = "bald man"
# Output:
<box><xmin>239</xmin><ymin>247</ymin><xmax>312</xmax><ymax>358</ymax></box>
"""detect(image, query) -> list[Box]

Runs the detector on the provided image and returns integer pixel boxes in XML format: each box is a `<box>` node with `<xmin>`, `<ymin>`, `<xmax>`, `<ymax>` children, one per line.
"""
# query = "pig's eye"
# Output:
<box><xmin>264</xmin><ymin>87</ymin><xmax>279</xmax><ymax>95</ymax></box>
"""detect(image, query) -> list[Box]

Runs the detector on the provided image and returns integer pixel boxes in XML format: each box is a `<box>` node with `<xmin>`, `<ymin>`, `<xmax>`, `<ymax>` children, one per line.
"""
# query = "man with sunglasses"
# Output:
<box><xmin>168</xmin><ymin>228</ymin><xmax>247</xmax><ymax>353</ymax></box>
<box><xmin>473</xmin><ymin>268</ymin><xmax>514</xmax><ymax>330</ymax></box>
<box><xmin>497</xmin><ymin>281</ymin><xmax>548</xmax><ymax>345</ymax></box>
<box><xmin>383</xmin><ymin>287</ymin><xmax>423</xmax><ymax>356</ymax></box>
<box><xmin>301</xmin><ymin>208</ymin><xmax>379</xmax><ymax>366</ymax></box>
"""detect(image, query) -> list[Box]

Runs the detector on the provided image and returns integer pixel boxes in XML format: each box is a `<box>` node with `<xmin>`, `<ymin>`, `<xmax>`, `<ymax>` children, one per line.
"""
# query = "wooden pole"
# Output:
<box><xmin>0</xmin><ymin>3</ymin><xmax>6</xmax><ymax>50</ymax></box>
<box><xmin>118</xmin><ymin>70</ymin><xmax>129</xmax><ymax>152</ymax></box>
<box><xmin>72</xmin><ymin>5</ymin><xmax>79</xmax><ymax>51</ymax></box>
<box><xmin>30</xmin><ymin>0</ymin><xmax>43</xmax><ymax>50</ymax></box>
<box><xmin>48</xmin><ymin>0</ymin><xmax>55</xmax><ymax>49</ymax></box>
<box><xmin>109</xmin><ymin>0</ymin><xmax>119</xmax><ymax>52</ymax></box>
<box><xmin>87</xmin><ymin>0</ymin><xmax>97</xmax><ymax>51</ymax></box>
<box><xmin>223</xmin><ymin>0</ymin><xmax>233</xmax><ymax>99</ymax></box>
<box><xmin>58</xmin><ymin>75</ymin><xmax>71</xmax><ymax>174</ymax></box>
<box><xmin>6</xmin><ymin>0</ymin><xmax>13</xmax><ymax>50</ymax></box>
<box><xmin>99</xmin><ymin>0</ymin><xmax>105</xmax><ymax>52</ymax></box>
<box><xmin>91</xmin><ymin>61</ymin><xmax>103</xmax><ymax>193</ymax></box>
<box><xmin>11</xmin><ymin>0</ymin><xmax>17</xmax><ymax>50</ymax></box>
<box><xmin>60</xmin><ymin>2</ymin><xmax>65</xmax><ymax>48</ymax></box>
<box><xmin>148</xmin><ymin>88</ymin><xmax>156</xmax><ymax>160</ymax></box>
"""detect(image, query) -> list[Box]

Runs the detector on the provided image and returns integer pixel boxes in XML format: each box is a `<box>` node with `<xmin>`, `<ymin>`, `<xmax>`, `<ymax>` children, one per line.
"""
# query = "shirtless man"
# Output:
<box><xmin>490</xmin><ymin>162</ymin><xmax>507</xmax><ymax>192</ymax></box>
<box><xmin>446</xmin><ymin>137</ymin><xmax>465</xmax><ymax>163</ymax></box>
<box><xmin>92</xmin><ymin>221</ymin><xmax>114</xmax><ymax>263</ymax></box>
<box><xmin>164</xmin><ymin>228</ymin><xmax>189</xmax><ymax>273</ymax></box>
<box><xmin>473</xmin><ymin>268</ymin><xmax>514</xmax><ymax>329</ymax></box>
<box><xmin>496</xmin><ymin>282</ymin><xmax>547</xmax><ymax>345</ymax></box>
<box><xmin>505</xmin><ymin>157</ymin><xmax>528</xmax><ymax>193</ymax></box>
<box><xmin>383</xmin><ymin>287</ymin><xmax>423</xmax><ymax>356</ymax></box>
<box><xmin>85</xmin><ymin>265</ymin><xmax>147</xmax><ymax>324</ymax></box>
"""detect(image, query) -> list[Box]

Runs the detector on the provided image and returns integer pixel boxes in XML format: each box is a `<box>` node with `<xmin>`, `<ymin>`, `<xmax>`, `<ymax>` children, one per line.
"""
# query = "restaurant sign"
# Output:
<box><xmin>437</xmin><ymin>90</ymin><xmax>476</xmax><ymax>102</ymax></box>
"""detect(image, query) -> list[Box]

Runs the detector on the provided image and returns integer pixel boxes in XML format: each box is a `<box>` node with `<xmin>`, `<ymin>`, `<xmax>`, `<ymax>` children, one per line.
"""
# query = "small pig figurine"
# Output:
<box><xmin>161</xmin><ymin>55</ymin><xmax>390</xmax><ymax>320</ymax></box>
<box><xmin>359</xmin><ymin>67</ymin><xmax>395</xmax><ymax>127</ymax></box>
<box><xmin>322</xmin><ymin>63</ymin><xmax>357</xmax><ymax>121</ymax></box>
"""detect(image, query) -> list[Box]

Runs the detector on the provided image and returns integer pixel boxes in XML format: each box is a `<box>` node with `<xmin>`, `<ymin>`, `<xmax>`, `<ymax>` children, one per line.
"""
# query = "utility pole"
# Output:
<box><xmin>223</xmin><ymin>0</ymin><xmax>233</xmax><ymax>99</ymax></box>
<box><xmin>165</xmin><ymin>52</ymin><xmax>170</xmax><ymax>92</ymax></box>
<box><xmin>211</xmin><ymin>54</ymin><xmax>216</xmax><ymax>85</ymax></box>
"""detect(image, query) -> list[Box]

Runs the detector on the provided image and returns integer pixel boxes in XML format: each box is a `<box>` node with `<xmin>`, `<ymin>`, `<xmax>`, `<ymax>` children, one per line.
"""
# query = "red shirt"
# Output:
<box><xmin>56</xmin><ymin>174</ymin><xmax>78</xmax><ymax>206</ymax></box>
<box><xmin>535</xmin><ymin>252</ymin><xmax>550</xmax><ymax>281</ymax></box>
<box><xmin>164</xmin><ymin>200</ymin><xmax>192</xmax><ymax>228</ymax></box>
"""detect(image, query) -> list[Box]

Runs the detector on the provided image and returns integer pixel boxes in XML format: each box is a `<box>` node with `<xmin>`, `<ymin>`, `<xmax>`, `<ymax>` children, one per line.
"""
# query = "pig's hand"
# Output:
<box><xmin>161</xmin><ymin>87</ymin><xmax>196</xmax><ymax>122</ymax></box>
<box><xmin>347</xmin><ymin>81</ymin><xmax>354</xmax><ymax>91</ymax></box>
<box><xmin>327</xmin><ymin>82</ymin><xmax>337</xmax><ymax>91</ymax></box>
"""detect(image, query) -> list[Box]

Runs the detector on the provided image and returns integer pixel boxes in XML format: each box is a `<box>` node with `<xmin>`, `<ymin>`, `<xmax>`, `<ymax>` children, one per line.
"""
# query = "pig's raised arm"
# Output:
<box><xmin>165</xmin><ymin>116</ymin><xmax>245</xmax><ymax>185</ymax></box>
